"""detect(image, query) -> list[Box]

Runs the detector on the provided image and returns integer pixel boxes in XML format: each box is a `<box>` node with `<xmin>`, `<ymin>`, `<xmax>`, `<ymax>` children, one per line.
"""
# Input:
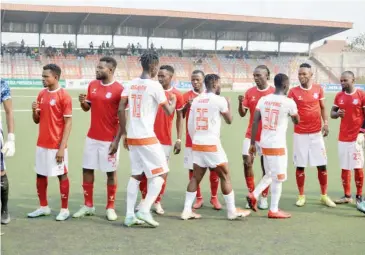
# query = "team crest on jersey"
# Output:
<box><xmin>106</xmin><ymin>92</ymin><xmax>112</xmax><ymax>98</ymax></box>
<box><xmin>353</xmin><ymin>99</ymin><xmax>359</xmax><ymax>105</ymax></box>
<box><xmin>50</xmin><ymin>99</ymin><xmax>56</xmax><ymax>106</ymax></box>
<box><xmin>251</xmin><ymin>96</ymin><xmax>256</xmax><ymax>101</ymax></box>
<box><xmin>91</xmin><ymin>88</ymin><xmax>97</xmax><ymax>94</ymax></box>
<box><xmin>339</xmin><ymin>99</ymin><xmax>344</xmax><ymax>104</ymax></box>
<box><xmin>313</xmin><ymin>93</ymin><xmax>318</xmax><ymax>99</ymax></box>
<box><xmin>298</xmin><ymin>96</ymin><xmax>303</xmax><ymax>100</ymax></box>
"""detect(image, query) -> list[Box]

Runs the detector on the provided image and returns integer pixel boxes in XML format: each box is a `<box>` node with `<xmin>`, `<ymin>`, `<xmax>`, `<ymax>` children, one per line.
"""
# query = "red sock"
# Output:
<box><xmin>354</xmin><ymin>168</ymin><xmax>364</xmax><ymax>196</ymax></box>
<box><xmin>317</xmin><ymin>168</ymin><xmax>328</xmax><ymax>195</ymax></box>
<box><xmin>82</xmin><ymin>181</ymin><xmax>94</xmax><ymax>207</ymax></box>
<box><xmin>155</xmin><ymin>177</ymin><xmax>167</xmax><ymax>203</ymax></box>
<box><xmin>59</xmin><ymin>178</ymin><xmax>69</xmax><ymax>209</ymax></box>
<box><xmin>341</xmin><ymin>169</ymin><xmax>351</xmax><ymax>197</ymax></box>
<box><xmin>106</xmin><ymin>184</ymin><xmax>117</xmax><ymax>209</ymax></box>
<box><xmin>245</xmin><ymin>176</ymin><xmax>255</xmax><ymax>193</ymax></box>
<box><xmin>189</xmin><ymin>171</ymin><xmax>202</xmax><ymax>199</ymax></box>
<box><xmin>209</xmin><ymin>171</ymin><xmax>219</xmax><ymax>197</ymax></box>
<box><xmin>36</xmin><ymin>176</ymin><xmax>48</xmax><ymax>207</ymax></box>
<box><xmin>261</xmin><ymin>187</ymin><xmax>270</xmax><ymax>197</ymax></box>
<box><xmin>296</xmin><ymin>168</ymin><xmax>305</xmax><ymax>195</ymax></box>
<box><xmin>139</xmin><ymin>175</ymin><xmax>148</xmax><ymax>200</ymax></box>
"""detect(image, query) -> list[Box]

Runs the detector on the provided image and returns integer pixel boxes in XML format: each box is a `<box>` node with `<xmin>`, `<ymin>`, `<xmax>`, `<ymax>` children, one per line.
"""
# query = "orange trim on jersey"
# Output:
<box><xmin>192</xmin><ymin>144</ymin><xmax>218</xmax><ymax>152</ymax></box>
<box><xmin>217</xmin><ymin>162</ymin><xmax>227</xmax><ymax>167</ymax></box>
<box><xmin>277</xmin><ymin>174</ymin><xmax>286</xmax><ymax>180</ymax></box>
<box><xmin>262</xmin><ymin>148</ymin><xmax>285</xmax><ymax>156</ymax></box>
<box><xmin>127</xmin><ymin>137</ymin><xmax>159</xmax><ymax>146</ymax></box>
<box><xmin>151</xmin><ymin>167</ymin><xmax>164</xmax><ymax>175</ymax></box>
<box><xmin>159</xmin><ymin>100</ymin><xmax>168</xmax><ymax>106</ymax></box>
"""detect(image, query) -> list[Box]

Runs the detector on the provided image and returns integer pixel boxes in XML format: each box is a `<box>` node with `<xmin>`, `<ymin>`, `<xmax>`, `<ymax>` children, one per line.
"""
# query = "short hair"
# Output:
<box><xmin>139</xmin><ymin>51</ymin><xmax>159</xmax><ymax>71</ymax></box>
<box><xmin>99</xmin><ymin>56</ymin><xmax>117</xmax><ymax>69</ymax></box>
<box><xmin>204</xmin><ymin>74</ymin><xmax>220</xmax><ymax>89</ymax></box>
<box><xmin>274</xmin><ymin>73</ymin><xmax>289</xmax><ymax>88</ymax></box>
<box><xmin>160</xmin><ymin>65</ymin><xmax>174</xmax><ymax>75</ymax></box>
<box><xmin>299</xmin><ymin>63</ymin><xmax>312</xmax><ymax>69</ymax></box>
<box><xmin>43</xmin><ymin>64</ymin><xmax>61</xmax><ymax>80</ymax></box>
<box><xmin>192</xmin><ymin>70</ymin><xmax>205</xmax><ymax>77</ymax></box>
<box><xmin>342</xmin><ymin>70</ymin><xmax>355</xmax><ymax>78</ymax></box>
<box><xmin>255</xmin><ymin>65</ymin><xmax>270</xmax><ymax>79</ymax></box>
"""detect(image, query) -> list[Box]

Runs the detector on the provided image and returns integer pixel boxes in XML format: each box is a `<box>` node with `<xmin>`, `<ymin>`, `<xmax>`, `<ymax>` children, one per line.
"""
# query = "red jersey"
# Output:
<box><xmin>36</xmin><ymin>88</ymin><xmax>72</xmax><ymax>149</ymax></box>
<box><xmin>288</xmin><ymin>84</ymin><xmax>324</xmax><ymax>134</ymax></box>
<box><xmin>154</xmin><ymin>87</ymin><xmax>184</xmax><ymax>145</ymax></box>
<box><xmin>86</xmin><ymin>80</ymin><xmax>124</xmax><ymax>142</ymax></box>
<box><xmin>334</xmin><ymin>89</ymin><xmax>365</xmax><ymax>142</ymax></box>
<box><xmin>183</xmin><ymin>90</ymin><xmax>200</xmax><ymax>147</ymax></box>
<box><xmin>242</xmin><ymin>86</ymin><xmax>275</xmax><ymax>141</ymax></box>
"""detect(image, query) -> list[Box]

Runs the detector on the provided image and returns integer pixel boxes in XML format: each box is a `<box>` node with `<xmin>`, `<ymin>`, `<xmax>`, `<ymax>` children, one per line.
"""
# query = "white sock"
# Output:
<box><xmin>126</xmin><ymin>177</ymin><xmax>140</xmax><ymax>217</ymax></box>
<box><xmin>139</xmin><ymin>176</ymin><xmax>164</xmax><ymax>213</ymax></box>
<box><xmin>270</xmin><ymin>180</ymin><xmax>282</xmax><ymax>213</ymax></box>
<box><xmin>223</xmin><ymin>190</ymin><xmax>236</xmax><ymax>213</ymax></box>
<box><xmin>183</xmin><ymin>191</ymin><xmax>197</xmax><ymax>213</ymax></box>
<box><xmin>253</xmin><ymin>175</ymin><xmax>273</xmax><ymax>198</ymax></box>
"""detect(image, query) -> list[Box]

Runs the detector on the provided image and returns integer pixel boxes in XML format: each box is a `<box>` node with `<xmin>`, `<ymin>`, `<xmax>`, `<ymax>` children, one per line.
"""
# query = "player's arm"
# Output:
<box><xmin>250</xmin><ymin>110</ymin><xmax>261</xmax><ymax>146</ymax></box>
<box><xmin>289</xmin><ymin>99</ymin><xmax>300</xmax><ymax>124</ymax></box>
<box><xmin>79</xmin><ymin>93</ymin><xmax>91</xmax><ymax>112</ymax></box>
<box><xmin>238</xmin><ymin>95</ymin><xmax>248</xmax><ymax>117</ymax></box>
<box><xmin>187</xmin><ymin>108</ymin><xmax>195</xmax><ymax>139</ymax></box>
<box><xmin>221</xmin><ymin>97</ymin><xmax>233</xmax><ymax>124</ymax></box>
<box><xmin>118</xmin><ymin>97</ymin><xmax>129</xmax><ymax>150</ymax></box>
<box><xmin>59</xmin><ymin>117</ymin><xmax>72</xmax><ymax>151</ymax></box>
<box><xmin>32</xmin><ymin>101</ymin><xmax>40</xmax><ymax>124</ymax></box>
<box><xmin>330</xmin><ymin>106</ymin><xmax>341</xmax><ymax>119</ymax></box>
<box><xmin>2</xmin><ymin>98</ymin><xmax>14</xmax><ymax>136</ymax></box>
<box><xmin>319</xmin><ymin>99</ymin><xmax>329</xmax><ymax>125</ymax></box>
<box><xmin>1</xmin><ymin>84</ymin><xmax>15</xmax><ymax>156</ymax></box>
<box><xmin>161</xmin><ymin>93</ymin><xmax>176</xmax><ymax>116</ymax></box>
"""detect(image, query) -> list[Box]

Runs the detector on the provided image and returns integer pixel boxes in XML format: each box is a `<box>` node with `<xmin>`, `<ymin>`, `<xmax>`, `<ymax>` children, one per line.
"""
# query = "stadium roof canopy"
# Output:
<box><xmin>1</xmin><ymin>3</ymin><xmax>353</xmax><ymax>45</ymax></box>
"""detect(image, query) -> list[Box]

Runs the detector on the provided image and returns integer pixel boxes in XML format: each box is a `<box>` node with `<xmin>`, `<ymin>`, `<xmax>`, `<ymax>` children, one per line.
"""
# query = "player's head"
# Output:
<box><xmin>42</xmin><ymin>64</ymin><xmax>62</xmax><ymax>87</ymax></box>
<box><xmin>340</xmin><ymin>71</ymin><xmax>355</xmax><ymax>92</ymax></box>
<box><xmin>253</xmin><ymin>65</ymin><xmax>270</xmax><ymax>88</ymax></box>
<box><xmin>191</xmin><ymin>70</ymin><xmax>205</xmax><ymax>93</ymax></box>
<box><xmin>204</xmin><ymin>74</ymin><xmax>221</xmax><ymax>95</ymax></box>
<box><xmin>274</xmin><ymin>73</ymin><xmax>290</xmax><ymax>95</ymax></box>
<box><xmin>158</xmin><ymin>65</ymin><xmax>174</xmax><ymax>88</ymax></box>
<box><xmin>140</xmin><ymin>51</ymin><xmax>159</xmax><ymax>78</ymax></box>
<box><xmin>298</xmin><ymin>63</ymin><xmax>313</xmax><ymax>86</ymax></box>
<box><xmin>96</xmin><ymin>57</ymin><xmax>117</xmax><ymax>81</ymax></box>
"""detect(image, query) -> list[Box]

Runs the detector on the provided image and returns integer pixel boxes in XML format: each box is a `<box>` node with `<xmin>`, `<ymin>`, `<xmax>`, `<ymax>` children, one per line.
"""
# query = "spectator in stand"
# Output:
<box><xmin>41</xmin><ymin>39</ymin><xmax>45</xmax><ymax>47</ymax></box>
<box><xmin>21</xmin><ymin>39</ymin><xmax>25</xmax><ymax>49</ymax></box>
<box><xmin>63</xmin><ymin>41</ymin><xmax>67</xmax><ymax>49</ymax></box>
<box><xmin>106</xmin><ymin>41</ymin><xmax>110</xmax><ymax>48</ymax></box>
<box><xmin>90</xmin><ymin>42</ymin><xmax>94</xmax><ymax>49</ymax></box>
<box><xmin>102</xmin><ymin>41</ymin><xmax>105</xmax><ymax>48</ymax></box>
<box><xmin>131</xmin><ymin>44</ymin><xmax>135</xmax><ymax>55</ymax></box>
<box><xmin>151</xmin><ymin>42</ymin><xmax>154</xmax><ymax>50</ymax></box>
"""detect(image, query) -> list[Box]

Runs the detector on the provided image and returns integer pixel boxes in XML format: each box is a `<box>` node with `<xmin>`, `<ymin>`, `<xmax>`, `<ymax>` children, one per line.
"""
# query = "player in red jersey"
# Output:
<box><xmin>73</xmin><ymin>57</ymin><xmax>123</xmax><ymax>221</ymax></box>
<box><xmin>331</xmin><ymin>71</ymin><xmax>365</xmax><ymax>205</ymax></box>
<box><xmin>137</xmin><ymin>65</ymin><xmax>184</xmax><ymax>215</ymax></box>
<box><xmin>238</xmin><ymin>65</ymin><xmax>274</xmax><ymax>210</ymax></box>
<box><xmin>288</xmin><ymin>63</ymin><xmax>335</xmax><ymax>207</ymax></box>
<box><xmin>28</xmin><ymin>64</ymin><xmax>72</xmax><ymax>221</ymax></box>
<box><xmin>182</xmin><ymin>70</ymin><xmax>222</xmax><ymax>210</ymax></box>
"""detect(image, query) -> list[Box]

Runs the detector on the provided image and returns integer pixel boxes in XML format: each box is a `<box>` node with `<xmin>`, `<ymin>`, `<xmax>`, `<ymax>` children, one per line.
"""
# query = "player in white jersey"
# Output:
<box><xmin>246</xmin><ymin>73</ymin><xmax>300</xmax><ymax>219</ymax></box>
<box><xmin>0</xmin><ymin>79</ymin><xmax>15</xmax><ymax>226</ymax></box>
<box><xmin>181</xmin><ymin>74</ymin><xmax>251</xmax><ymax>220</ymax></box>
<box><xmin>117</xmin><ymin>52</ymin><xmax>176</xmax><ymax>227</ymax></box>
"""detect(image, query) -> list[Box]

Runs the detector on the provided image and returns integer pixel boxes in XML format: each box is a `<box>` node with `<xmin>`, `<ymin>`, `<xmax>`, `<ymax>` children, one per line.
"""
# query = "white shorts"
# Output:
<box><xmin>162</xmin><ymin>145</ymin><xmax>172</xmax><ymax>162</ymax></box>
<box><xmin>192</xmin><ymin>143</ymin><xmax>228</xmax><ymax>169</ymax></box>
<box><xmin>293</xmin><ymin>132</ymin><xmax>327</xmax><ymax>167</ymax></box>
<box><xmin>82</xmin><ymin>137</ymin><xmax>120</xmax><ymax>172</ymax></box>
<box><xmin>129</xmin><ymin>143</ymin><xmax>169</xmax><ymax>179</ymax></box>
<box><xmin>35</xmin><ymin>146</ymin><xmax>68</xmax><ymax>177</ymax></box>
<box><xmin>263</xmin><ymin>152</ymin><xmax>288</xmax><ymax>182</ymax></box>
<box><xmin>242</xmin><ymin>138</ymin><xmax>261</xmax><ymax>156</ymax></box>
<box><xmin>184</xmin><ymin>147</ymin><xmax>193</xmax><ymax>170</ymax></box>
<box><xmin>338</xmin><ymin>141</ymin><xmax>364</xmax><ymax>170</ymax></box>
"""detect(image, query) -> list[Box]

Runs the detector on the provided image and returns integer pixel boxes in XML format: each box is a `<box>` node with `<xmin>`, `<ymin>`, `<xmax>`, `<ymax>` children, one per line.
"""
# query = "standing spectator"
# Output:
<box><xmin>106</xmin><ymin>41</ymin><xmax>110</xmax><ymax>48</ymax></box>
<box><xmin>41</xmin><ymin>39</ymin><xmax>45</xmax><ymax>47</ymax></box>
<box><xmin>89</xmin><ymin>42</ymin><xmax>94</xmax><ymax>49</ymax></box>
<box><xmin>63</xmin><ymin>41</ymin><xmax>67</xmax><ymax>49</ymax></box>
<box><xmin>102</xmin><ymin>41</ymin><xmax>105</xmax><ymax>48</ymax></box>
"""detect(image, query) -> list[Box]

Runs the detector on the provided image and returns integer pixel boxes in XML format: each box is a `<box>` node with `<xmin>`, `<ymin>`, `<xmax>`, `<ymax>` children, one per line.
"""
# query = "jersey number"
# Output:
<box><xmin>263</xmin><ymin>108</ymin><xmax>279</xmax><ymax>131</ymax></box>
<box><xmin>196</xmin><ymin>108</ymin><xmax>208</xmax><ymax>130</ymax></box>
<box><xmin>131</xmin><ymin>94</ymin><xmax>142</xmax><ymax>118</ymax></box>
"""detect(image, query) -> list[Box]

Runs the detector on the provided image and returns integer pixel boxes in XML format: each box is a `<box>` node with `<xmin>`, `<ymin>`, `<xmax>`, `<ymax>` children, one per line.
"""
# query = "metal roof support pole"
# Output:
<box><xmin>180</xmin><ymin>30</ymin><xmax>185</xmax><ymax>55</ymax></box>
<box><xmin>278</xmin><ymin>41</ymin><xmax>281</xmax><ymax>57</ymax></box>
<box><xmin>308</xmin><ymin>34</ymin><xmax>313</xmax><ymax>56</ymax></box>
<box><xmin>214</xmin><ymin>31</ymin><xmax>218</xmax><ymax>52</ymax></box>
<box><xmin>246</xmin><ymin>31</ymin><xmax>250</xmax><ymax>51</ymax></box>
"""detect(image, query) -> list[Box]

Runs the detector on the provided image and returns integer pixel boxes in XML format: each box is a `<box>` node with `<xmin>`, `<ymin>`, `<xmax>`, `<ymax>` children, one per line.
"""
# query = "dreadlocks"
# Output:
<box><xmin>139</xmin><ymin>51</ymin><xmax>159</xmax><ymax>71</ymax></box>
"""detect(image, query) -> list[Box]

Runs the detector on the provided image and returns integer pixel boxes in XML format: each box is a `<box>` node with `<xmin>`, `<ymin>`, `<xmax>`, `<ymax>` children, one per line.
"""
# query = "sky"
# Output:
<box><xmin>1</xmin><ymin>0</ymin><xmax>365</xmax><ymax>52</ymax></box>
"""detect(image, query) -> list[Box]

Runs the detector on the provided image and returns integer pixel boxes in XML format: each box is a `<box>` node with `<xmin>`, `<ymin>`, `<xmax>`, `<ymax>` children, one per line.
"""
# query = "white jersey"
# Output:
<box><xmin>256</xmin><ymin>94</ymin><xmax>298</xmax><ymax>149</ymax></box>
<box><xmin>122</xmin><ymin>78</ymin><xmax>167</xmax><ymax>139</ymax></box>
<box><xmin>188</xmin><ymin>92</ymin><xmax>228</xmax><ymax>146</ymax></box>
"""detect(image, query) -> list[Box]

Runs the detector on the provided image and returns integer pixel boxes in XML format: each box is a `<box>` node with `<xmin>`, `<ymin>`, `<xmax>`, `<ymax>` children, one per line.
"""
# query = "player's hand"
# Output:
<box><xmin>322</xmin><ymin>124</ymin><xmax>329</xmax><ymax>137</ymax></box>
<box><xmin>238</xmin><ymin>95</ymin><xmax>244</xmax><ymax>102</ymax></box>
<box><xmin>79</xmin><ymin>94</ymin><xmax>87</xmax><ymax>104</ymax></box>
<box><xmin>356</xmin><ymin>133</ymin><xmax>365</xmax><ymax>149</ymax></box>
<box><xmin>108</xmin><ymin>140</ymin><xmax>119</xmax><ymax>155</ymax></box>
<box><xmin>2</xmin><ymin>133</ymin><xmax>15</xmax><ymax>157</ymax></box>
<box><xmin>173</xmin><ymin>140</ymin><xmax>181</xmax><ymax>154</ymax></box>
<box><xmin>121</xmin><ymin>134</ymin><xmax>129</xmax><ymax>151</ymax></box>
<box><xmin>170</xmin><ymin>94</ymin><xmax>177</xmax><ymax>104</ymax></box>
<box><xmin>338</xmin><ymin>109</ymin><xmax>345</xmax><ymax>118</ymax></box>
<box><xmin>55</xmin><ymin>149</ymin><xmax>65</xmax><ymax>164</ymax></box>
<box><xmin>249</xmin><ymin>144</ymin><xmax>257</xmax><ymax>157</ymax></box>
<box><xmin>31</xmin><ymin>101</ymin><xmax>38</xmax><ymax>112</ymax></box>
<box><xmin>187</xmin><ymin>98</ymin><xmax>193</xmax><ymax>106</ymax></box>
